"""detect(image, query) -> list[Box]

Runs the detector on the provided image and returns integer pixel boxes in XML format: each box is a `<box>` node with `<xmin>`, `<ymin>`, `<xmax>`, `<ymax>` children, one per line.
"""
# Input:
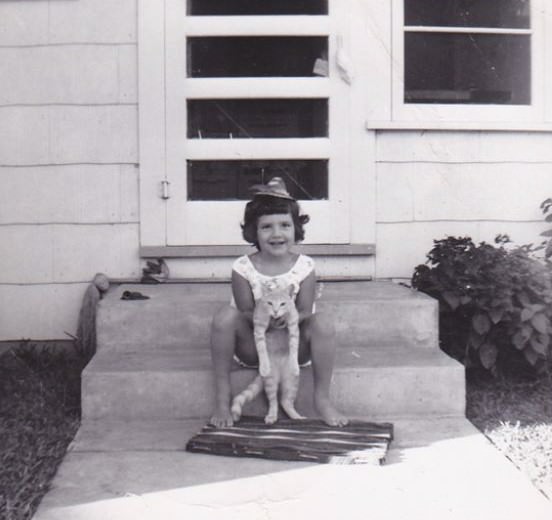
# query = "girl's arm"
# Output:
<box><xmin>295</xmin><ymin>270</ymin><xmax>316</xmax><ymax>323</ymax></box>
<box><xmin>231</xmin><ymin>270</ymin><xmax>255</xmax><ymax>324</ymax></box>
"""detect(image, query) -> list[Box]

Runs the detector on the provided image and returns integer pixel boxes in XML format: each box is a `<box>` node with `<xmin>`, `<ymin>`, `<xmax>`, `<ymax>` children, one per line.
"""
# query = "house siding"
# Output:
<box><xmin>0</xmin><ymin>0</ymin><xmax>139</xmax><ymax>340</ymax></box>
<box><xmin>2</xmin><ymin>1</ymin><xmax>552</xmax><ymax>340</ymax></box>
<box><xmin>375</xmin><ymin>131</ymin><xmax>551</xmax><ymax>279</ymax></box>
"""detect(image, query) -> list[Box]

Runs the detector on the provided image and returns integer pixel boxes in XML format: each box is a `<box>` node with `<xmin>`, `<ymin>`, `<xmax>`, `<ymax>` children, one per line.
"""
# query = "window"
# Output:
<box><xmin>187</xmin><ymin>99</ymin><xmax>328</xmax><ymax>139</ymax></box>
<box><xmin>188</xmin><ymin>160</ymin><xmax>328</xmax><ymax>200</ymax></box>
<box><xmin>393</xmin><ymin>0</ymin><xmax>544</xmax><ymax>123</ymax></box>
<box><xmin>188</xmin><ymin>0</ymin><xmax>327</xmax><ymax>16</ymax></box>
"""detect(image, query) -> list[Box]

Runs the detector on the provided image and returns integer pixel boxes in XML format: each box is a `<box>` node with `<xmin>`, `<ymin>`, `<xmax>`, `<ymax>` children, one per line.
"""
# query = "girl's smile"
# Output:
<box><xmin>256</xmin><ymin>213</ymin><xmax>295</xmax><ymax>256</ymax></box>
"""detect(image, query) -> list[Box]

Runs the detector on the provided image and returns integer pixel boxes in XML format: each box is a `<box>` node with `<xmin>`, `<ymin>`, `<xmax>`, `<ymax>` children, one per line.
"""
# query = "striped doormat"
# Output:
<box><xmin>186</xmin><ymin>417</ymin><xmax>394</xmax><ymax>465</ymax></box>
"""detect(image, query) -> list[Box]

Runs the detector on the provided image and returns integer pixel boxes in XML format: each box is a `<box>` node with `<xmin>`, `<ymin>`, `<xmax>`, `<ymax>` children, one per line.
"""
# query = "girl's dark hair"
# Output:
<box><xmin>241</xmin><ymin>196</ymin><xmax>310</xmax><ymax>249</ymax></box>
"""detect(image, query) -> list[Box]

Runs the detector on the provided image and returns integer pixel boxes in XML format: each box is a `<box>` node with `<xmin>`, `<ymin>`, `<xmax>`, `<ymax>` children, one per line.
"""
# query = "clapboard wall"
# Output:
<box><xmin>375</xmin><ymin>130</ymin><xmax>551</xmax><ymax>279</ymax></box>
<box><xmin>0</xmin><ymin>0</ymin><xmax>140</xmax><ymax>339</ymax></box>
<box><xmin>1</xmin><ymin>1</ymin><xmax>551</xmax><ymax>340</ymax></box>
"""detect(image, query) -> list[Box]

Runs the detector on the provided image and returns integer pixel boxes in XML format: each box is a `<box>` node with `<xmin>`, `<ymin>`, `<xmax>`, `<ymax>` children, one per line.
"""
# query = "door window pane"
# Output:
<box><xmin>188</xmin><ymin>37</ymin><xmax>328</xmax><ymax>78</ymax></box>
<box><xmin>405</xmin><ymin>0</ymin><xmax>530</xmax><ymax>29</ymax></box>
<box><xmin>188</xmin><ymin>99</ymin><xmax>328</xmax><ymax>138</ymax></box>
<box><xmin>188</xmin><ymin>0</ymin><xmax>328</xmax><ymax>16</ymax></box>
<box><xmin>188</xmin><ymin>160</ymin><xmax>328</xmax><ymax>200</ymax></box>
<box><xmin>405</xmin><ymin>33</ymin><xmax>530</xmax><ymax>104</ymax></box>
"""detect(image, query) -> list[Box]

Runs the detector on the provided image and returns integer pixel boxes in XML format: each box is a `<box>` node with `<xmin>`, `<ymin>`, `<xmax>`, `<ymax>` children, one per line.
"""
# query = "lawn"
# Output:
<box><xmin>467</xmin><ymin>370</ymin><xmax>552</xmax><ymax>499</ymax></box>
<box><xmin>0</xmin><ymin>344</ymin><xmax>551</xmax><ymax>519</ymax></box>
<box><xmin>0</xmin><ymin>345</ymin><xmax>83</xmax><ymax>520</ymax></box>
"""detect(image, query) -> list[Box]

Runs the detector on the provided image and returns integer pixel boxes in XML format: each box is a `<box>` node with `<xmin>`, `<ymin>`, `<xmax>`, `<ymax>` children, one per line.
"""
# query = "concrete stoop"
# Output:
<box><xmin>33</xmin><ymin>281</ymin><xmax>552</xmax><ymax>519</ymax></box>
<box><xmin>84</xmin><ymin>281</ymin><xmax>464</xmax><ymax>421</ymax></box>
<box><xmin>82</xmin><ymin>346</ymin><xmax>464</xmax><ymax>419</ymax></box>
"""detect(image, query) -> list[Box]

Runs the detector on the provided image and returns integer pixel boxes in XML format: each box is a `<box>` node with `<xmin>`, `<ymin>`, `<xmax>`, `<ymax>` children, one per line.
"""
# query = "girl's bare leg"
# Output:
<box><xmin>209</xmin><ymin>306</ymin><xmax>256</xmax><ymax>427</ymax></box>
<box><xmin>301</xmin><ymin>314</ymin><xmax>348</xmax><ymax>427</ymax></box>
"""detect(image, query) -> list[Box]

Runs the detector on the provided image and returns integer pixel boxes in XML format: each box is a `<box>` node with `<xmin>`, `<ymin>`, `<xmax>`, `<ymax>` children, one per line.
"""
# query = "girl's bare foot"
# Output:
<box><xmin>315</xmin><ymin>394</ymin><xmax>348</xmax><ymax>427</ymax></box>
<box><xmin>210</xmin><ymin>405</ymin><xmax>234</xmax><ymax>428</ymax></box>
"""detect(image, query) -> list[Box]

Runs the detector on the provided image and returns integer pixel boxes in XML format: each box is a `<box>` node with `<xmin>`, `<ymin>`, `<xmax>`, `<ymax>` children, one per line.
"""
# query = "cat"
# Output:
<box><xmin>231</xmin><ymin>285</ymin><xmax>304</xmax><ymax>424</ymax></box>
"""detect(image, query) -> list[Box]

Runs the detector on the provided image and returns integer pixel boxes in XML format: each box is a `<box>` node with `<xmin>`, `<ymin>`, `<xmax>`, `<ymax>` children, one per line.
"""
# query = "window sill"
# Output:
<box><xmin>366</xmin><ymin>120</ymin><xmax>552</xmax><ymax>133</ymax></box>
<box><xmin>140</xmin><ymin>244</ymin><xmax>375</xmax><ymax>258</ymax></box>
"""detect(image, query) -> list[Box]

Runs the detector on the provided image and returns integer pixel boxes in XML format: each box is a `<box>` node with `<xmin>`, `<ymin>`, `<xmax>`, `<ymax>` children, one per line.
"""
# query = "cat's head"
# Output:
<box><xmin>259</xmin><ymin>285</ymin><xmax>295</xmax><ymax>318</ymax></box>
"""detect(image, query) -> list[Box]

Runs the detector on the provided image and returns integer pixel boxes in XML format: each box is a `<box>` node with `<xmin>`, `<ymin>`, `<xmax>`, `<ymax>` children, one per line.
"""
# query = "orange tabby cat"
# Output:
<box><xmin>231</xmin><ymin>285</ymin><xmax>304</xmax><ymax>424</ymax></box>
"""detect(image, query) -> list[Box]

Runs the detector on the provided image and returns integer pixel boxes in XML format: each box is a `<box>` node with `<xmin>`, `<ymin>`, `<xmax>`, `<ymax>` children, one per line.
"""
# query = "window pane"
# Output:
<box><xmin>405</xmin><ymin>33</ymin><xmax>530</xmax><ymax>104</ymax></box>
<box><xmin>404</xmin><ymin>0</ymin><xmax>530</xmax><ymax>29</ymax></box>
<box><xmin>188</xmin><ymin>160</ymin><xmax>328</xmax><ymax>200</ymax></box>
<box><xmin>188</xmin><ymin>99</ymin><xmax>328</xmax><ymax>138</ymax></box>
<box><xmin>188</xmin><ymin>37</ymin><xmax>328</xmax><ymax>78</ymax></box>
<box><xmin>188</xmin><ymin>0</ymin><xmax>328</xmax><ymax>15</ymax></box>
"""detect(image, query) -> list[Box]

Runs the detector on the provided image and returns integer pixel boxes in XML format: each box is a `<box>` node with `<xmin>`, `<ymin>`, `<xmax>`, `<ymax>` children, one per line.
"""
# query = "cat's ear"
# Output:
<box><xmin>288</xmin><ymin>285</ymin><xmax>295</xmax><ymax>298</ymax></box>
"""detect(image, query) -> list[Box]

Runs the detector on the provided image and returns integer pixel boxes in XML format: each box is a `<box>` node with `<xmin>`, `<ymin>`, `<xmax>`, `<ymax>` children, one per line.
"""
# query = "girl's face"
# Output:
<box><xmin>256</xmin><ymin>213</ymin><xmax>295</xmax><ymax>256</ymax></box>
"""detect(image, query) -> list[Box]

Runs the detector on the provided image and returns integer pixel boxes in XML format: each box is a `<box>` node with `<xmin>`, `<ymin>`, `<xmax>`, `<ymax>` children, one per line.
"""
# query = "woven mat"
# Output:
<box><xmin>186</xmin><ymin>416</ymin><xmax>393</xmax><ymax>465</ymax></box>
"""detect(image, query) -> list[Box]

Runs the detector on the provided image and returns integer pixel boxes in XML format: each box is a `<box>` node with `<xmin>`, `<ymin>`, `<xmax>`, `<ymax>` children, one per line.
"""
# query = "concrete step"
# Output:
<box><xmin>97</xmin><ymin>281</ymin><xmax>438</xmax><ymax>351</ymax></box>
<box><xmin>82</xmin><ymin>345</ymin><xmax>465</xmax><ymax>420</ymax></box>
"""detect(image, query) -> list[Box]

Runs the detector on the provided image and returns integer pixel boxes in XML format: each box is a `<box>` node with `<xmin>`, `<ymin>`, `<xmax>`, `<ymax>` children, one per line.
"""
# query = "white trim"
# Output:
<box><xmin>184</xmin><ymin>15</ymin><xmax>330</xmax><ymax>36</ymax></box>
<box><xmin>185</xmin><ymin>78</ymin><xmax>330</xmax><ymax>99</ymax></box>
<box><xmin>184</xmin><ymin>139</ymin><xmax>331</xmax><ymax>160</ymax></box>
<box><xmin>140</xmin><ymin>244</ymin><xmax>375</xmax><ymax>257</ymax></box>
<box><xmin>165</xmin><ymin>0</ymin><xmax>189</xmax><ymax>207</ymax></box>
<box><xmin>404</xmin><ymin>26</ymin><xmax>532</xmax><ymax>35</ymax></box>
<box><xmin>366</xmin><ymin>120</ymin><xmax>552</xmax><ymax>132</ymax></box>
<box><xmin>138</xmin><ymin>0</ymin><xmax>167</xmax><ymax>246</ymax></box>
<box><xmin>547</xmin><ymin>3</ymin><xmax>552</xmax><ymax>122</ymax></box>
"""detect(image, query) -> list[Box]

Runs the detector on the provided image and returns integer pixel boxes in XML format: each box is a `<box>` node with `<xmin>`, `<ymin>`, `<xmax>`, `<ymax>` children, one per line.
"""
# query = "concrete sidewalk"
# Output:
<box><xmin>34</xmin><ymin>416</ymin><xmax>552</xmax><ymax>520</ymax></box>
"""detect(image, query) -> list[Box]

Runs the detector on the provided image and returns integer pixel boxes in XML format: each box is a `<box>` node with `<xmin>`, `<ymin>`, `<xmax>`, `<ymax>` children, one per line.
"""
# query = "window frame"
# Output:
<box><xmin>390</xmin><ymin>0</ymin><xmax>547</xmax><ymax>124</ymax></box>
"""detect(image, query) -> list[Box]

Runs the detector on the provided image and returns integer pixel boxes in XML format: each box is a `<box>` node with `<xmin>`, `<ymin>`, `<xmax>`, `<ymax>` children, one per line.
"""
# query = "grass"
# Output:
<box><xmin>0</xmin><ymin>344</ymin><xmax>551</xmax><ymax>519</ymax></box>
<box><xmin>0</xmin><ymin>344</ymin><xmax>84</xmax><ymax>520</ymax></box>
<box><xmin>466</xmin><ymin>370</ymin><xmax>552</xmax><ymax>499</ymax></box>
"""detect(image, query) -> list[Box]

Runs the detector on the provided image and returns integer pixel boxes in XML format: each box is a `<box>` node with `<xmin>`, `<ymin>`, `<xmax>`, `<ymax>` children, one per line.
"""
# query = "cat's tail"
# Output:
<box><xmin>231</xmin><ymin>375</ymin><xmax>263</xmax><ymax>422</ymax></box>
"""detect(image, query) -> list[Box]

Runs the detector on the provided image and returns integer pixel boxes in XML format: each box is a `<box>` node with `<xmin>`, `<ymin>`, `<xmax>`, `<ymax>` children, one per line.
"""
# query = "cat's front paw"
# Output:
<box><xmin>264</xmin><ymin>412</ymin><xmax>277</xmax><ymax>424</ymax></box>
<box><xmin>259</xmin><ymin>361</ymin><xmax>271</xmax><ymax>377</ymax></box>
<box><xmin>230</xmin><ymin>402</ymin><xmax>242</xmax><ymax>422</ymax></box>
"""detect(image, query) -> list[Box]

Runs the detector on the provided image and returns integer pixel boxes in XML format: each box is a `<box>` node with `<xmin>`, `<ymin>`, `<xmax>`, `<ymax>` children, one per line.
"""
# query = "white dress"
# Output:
<box><xmin>230</xmin><ymin>254</ymin><xmax>316</xmax><ymax>368</ymax></box>
<box><xmin>231</xmin><ymin>254</ymin><xmax>315</xmax><ymax>304</ymax></box>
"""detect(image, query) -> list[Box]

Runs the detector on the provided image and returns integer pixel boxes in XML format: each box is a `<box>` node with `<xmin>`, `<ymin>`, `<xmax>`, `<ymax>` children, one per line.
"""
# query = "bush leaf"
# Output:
<box><xmin>531</xmin><ymin>313</ymin><xmax>549</xmax><ymax>334</ymax></box>
<box><xmin>442</xmin><ymin>291</ymin><xmax>461</xmax><ymax>310</ymax></box>
<box><xmin>472</xmin><ymin>314</ymin><xmax>491</xmax><ymax>335</ymax></box>
<box><xmin>512</xmin><ymin>330</ymin><xmax>528</xmax><ymax>350</ymax></box>
<box><xmin>479</xmin><ymin>343</ymin><xmax>498</xmax><ymax>370</ymax></box>
<box><xmin>520</xmin><ymin>307</ymin><xmax>535</xmax><ymax>322</ymax></box>
<box><xmin>468</xmin><ymin>331</ymin><xmax>485</xmax><ymax>350</ymax></box>
<box><xmin>460</xmin><ymin>295</ymin><xmax>472</xmax><ymax>305</ymax></box>
<box><xmin>529</xmin><ymin>334</ymin><xmax>549</xmax><ymax>355</ymax></box>
<box><xmin>488</xmin><ymin>308</ymin><xmax>504</xmax><ymax>324</ymax></box>
<box><xmin>524</xmin><ymin>347</ymin><xmax>539</xmax><ymax>366</ymax></box>
<box><xmin>517</xmin><ymin>292</ymin><xmax>531</xmax><ymax>306</ymax></box>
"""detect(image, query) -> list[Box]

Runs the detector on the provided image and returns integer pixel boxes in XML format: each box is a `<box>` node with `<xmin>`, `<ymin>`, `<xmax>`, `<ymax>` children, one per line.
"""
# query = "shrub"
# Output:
<box><xmin>412</xmin><ymin>236</ymin><xmax>552</xmax><ymax>376</ymax></box>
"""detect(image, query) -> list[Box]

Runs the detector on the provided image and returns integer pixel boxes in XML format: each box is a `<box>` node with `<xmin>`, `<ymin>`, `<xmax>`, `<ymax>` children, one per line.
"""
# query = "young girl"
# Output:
<box><xmin>209</xmin><ymin>177</ymin><xmax>347</xmax><ymax>428</ymax></box>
